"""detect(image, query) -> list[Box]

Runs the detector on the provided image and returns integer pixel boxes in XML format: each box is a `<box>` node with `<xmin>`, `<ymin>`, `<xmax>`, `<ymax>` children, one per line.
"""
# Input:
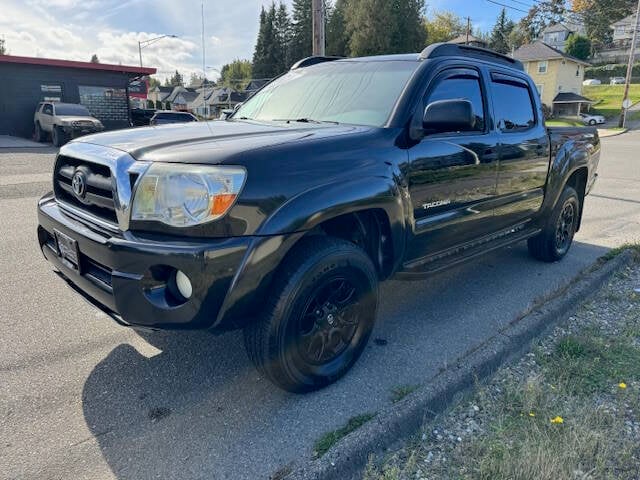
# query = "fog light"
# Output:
<box><xmin>175</xmin><ymin>270</ymin><xmax>192</xmax><ymax>299</ymax></box>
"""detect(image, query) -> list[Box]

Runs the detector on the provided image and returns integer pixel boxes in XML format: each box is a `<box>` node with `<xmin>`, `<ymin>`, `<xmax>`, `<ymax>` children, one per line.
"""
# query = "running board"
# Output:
<box><xmin>397</xmin><ymin>225</ymin><xmax>541</xmax><ymax>279</ymax></box>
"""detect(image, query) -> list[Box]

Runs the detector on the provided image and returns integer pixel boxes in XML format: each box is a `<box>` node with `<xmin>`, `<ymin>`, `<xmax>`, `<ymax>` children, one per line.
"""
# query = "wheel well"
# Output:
<box><xmin>307</xmin><ymin>210</ymin><xmax>394</xmax><ymax>279</ymax></box>
<box><xmin>565</xmin><ymin>167</ymin><xmax>588</xmax><ymax>231</ymax></box>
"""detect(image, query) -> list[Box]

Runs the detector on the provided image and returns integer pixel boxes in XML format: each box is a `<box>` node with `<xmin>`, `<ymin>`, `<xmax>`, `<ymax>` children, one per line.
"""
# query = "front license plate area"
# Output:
<box><xmin>54</xmin><ymin>229</ymin><xmax>80</xmax><ymax>271</ymax></box>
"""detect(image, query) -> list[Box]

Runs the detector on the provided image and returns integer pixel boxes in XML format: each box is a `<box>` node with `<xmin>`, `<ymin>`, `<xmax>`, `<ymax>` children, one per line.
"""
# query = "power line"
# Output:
<box><xmin>485</xmin><ymin>0</ymin><xmax>529</xmax><ymax>14</ymax></box>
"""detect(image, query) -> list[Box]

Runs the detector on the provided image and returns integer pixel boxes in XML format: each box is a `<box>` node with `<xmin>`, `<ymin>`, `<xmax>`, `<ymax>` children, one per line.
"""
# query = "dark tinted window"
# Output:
<box><xmin>426</xmin><ymin>75</ymin><xmax>485</xmax><ymax>132</ymax></box>
<box><xmin>55</xmin><ymin>104</ymin><xmax>92</xmax><ymax>116</ymax></box>
<box><xmin>43</xmin><ymin>104</ymin><xmax>53</xmax><ymax>115</ymax></box>
<box><xmin>492</xmin><ymin>80</ymin><xmax>536</xmax><ymax>132</ymax></box>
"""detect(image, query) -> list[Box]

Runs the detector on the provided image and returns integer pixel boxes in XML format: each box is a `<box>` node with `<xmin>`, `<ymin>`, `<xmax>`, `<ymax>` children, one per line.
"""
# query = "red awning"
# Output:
<box><xmin>0</xmin><ymin>54</ymin><xmax>156</xmax><ymax>76</ymax></box>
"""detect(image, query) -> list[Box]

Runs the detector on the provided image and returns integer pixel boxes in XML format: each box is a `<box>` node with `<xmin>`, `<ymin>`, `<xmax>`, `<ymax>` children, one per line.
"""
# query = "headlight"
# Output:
<box><xmin>131</xmin><ymin>164</ymin><xmax>246</xmax><ymax>227</ymax></box>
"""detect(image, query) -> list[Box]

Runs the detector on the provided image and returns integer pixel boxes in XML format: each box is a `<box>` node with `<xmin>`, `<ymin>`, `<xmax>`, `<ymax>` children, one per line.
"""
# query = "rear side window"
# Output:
<box><xmin>492</xmin><ymin>79</ymin><xmax>536</xmax><ymax>132</ymax></box>
<box><xmin>425</xmin><ymin>73</ymin><xmax>485</xmax><ymax>132</ymax></box>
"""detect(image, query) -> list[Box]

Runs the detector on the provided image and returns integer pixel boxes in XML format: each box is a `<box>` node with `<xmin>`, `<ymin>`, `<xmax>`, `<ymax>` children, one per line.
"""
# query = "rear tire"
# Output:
<box><xmin>528</xmin><ymin>185</ymin><xmax>580</xmax><ymax>262</ymax></box>
<box><xmin>244</xmin><ymin>236</ymin><xmax>378</xmax><ymax>393</ymax></box>
<box><xmin>34</xmin><ymin>122</ymin><xmax>45</xmax><ymax>142</ymax></box>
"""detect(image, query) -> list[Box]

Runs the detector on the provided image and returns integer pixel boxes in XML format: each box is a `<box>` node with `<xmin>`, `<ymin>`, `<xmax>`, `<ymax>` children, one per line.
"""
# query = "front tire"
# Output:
<box><xmin>244</xmin><ymin>236</ymin><xmax>378</xmax><ymax>393</ymax></box>
<box><xmin>589</xmin><ymin>119</ymin><xmax>596</xmax><ymax>126</ymax></box>
<box><xmin>52</xmin><ymin>126</ymin><xmax>65</xmax><ymax>147</ymax></box>
<box><xmin>528</xmin><ymin>185</ymin><xmax>580</xmax><ymax>262</ymax></box>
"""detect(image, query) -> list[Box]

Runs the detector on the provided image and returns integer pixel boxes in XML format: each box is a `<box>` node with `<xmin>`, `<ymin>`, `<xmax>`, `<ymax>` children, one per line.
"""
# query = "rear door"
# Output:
<box><xmin>406</xmin><ymin>66</ymin><xmax>500</xmax><ymax>260</ymax></box>
<box><xmin>490</xmin><ymin>72</ymin><xmax>550</xmax><ymax>229</ymax></box>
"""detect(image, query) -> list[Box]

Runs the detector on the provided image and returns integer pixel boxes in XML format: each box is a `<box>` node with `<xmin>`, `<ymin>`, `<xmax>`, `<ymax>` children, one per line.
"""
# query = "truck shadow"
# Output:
<box><xmin>81</xmin><ymin>240</ymin><xmax>610</xmax><ymax>479</ymax></box>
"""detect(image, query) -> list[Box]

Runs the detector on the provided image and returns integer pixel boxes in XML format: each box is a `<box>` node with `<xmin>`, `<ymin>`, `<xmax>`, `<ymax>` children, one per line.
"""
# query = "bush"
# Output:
<box><xmin>585</xmin><ymin>63</ymin><xmax>640</xmax><ymax>83</ymax></box>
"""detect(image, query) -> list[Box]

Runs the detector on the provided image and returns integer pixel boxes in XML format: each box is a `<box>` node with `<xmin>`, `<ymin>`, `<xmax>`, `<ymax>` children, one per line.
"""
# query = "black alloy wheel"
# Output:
<box><xmin>244</xmin><ymin>236</ymin><xmax>378</xmax><ymax>393</ymax></box>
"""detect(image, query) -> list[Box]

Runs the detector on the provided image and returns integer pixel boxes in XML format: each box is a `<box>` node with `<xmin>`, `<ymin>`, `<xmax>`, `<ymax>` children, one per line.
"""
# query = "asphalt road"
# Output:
<box><xmin>1</xmin><ymin>133</ymin><xmax>639</xmax><ymax>480</ymax></box>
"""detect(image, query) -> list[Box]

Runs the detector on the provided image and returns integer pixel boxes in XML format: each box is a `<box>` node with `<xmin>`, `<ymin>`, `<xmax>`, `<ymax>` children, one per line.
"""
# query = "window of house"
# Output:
<box><xmin>576</xmin><ymin>67</ymin><xmax>580</xmax><ymax>77</ymax></box>
<box><xmin>535</xmin><ymin>84</ymin><xmax>544</xmax><ymax>96</ymax></box>
<box><xmin>538</xmin><ymin>61</ymin><xmax>548</xmax><ymax>74</ymax></box>
<box><xmin>425</xmin><ymin>72</ymin><xmax>486</xmax><ymax>132</ymax></box>
<box><xmin>492</xmin><ymin>79</ymin><xmax>536</xmax><ymax>132</ymax></box>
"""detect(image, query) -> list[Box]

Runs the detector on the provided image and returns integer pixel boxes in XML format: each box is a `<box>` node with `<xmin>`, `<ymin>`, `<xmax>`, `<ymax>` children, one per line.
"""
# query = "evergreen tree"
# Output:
<box><xmin>565</xmin><ymin>34</ymin><xmax>591</xmax><ymax>60</ymax></box>
<box><xmin>252</xmin><ymin>4</ymin><xmax>281</xmax><ymax>78</ymax></box>
<box><xmin>0</xmin><ymin>38</ymin><xmax>6</xmax><ymax>55</ymax></box>
<box><xmin>167</xmin><ymin>70</ymin><xmax>184</xmax><ymax>87</ymax></box>
<box><xmin>489</xmin><ymin>8</ymin><xmax>515</xmax><ymax>54</ymax></box>
<box><xmin>274</xmin><ymin>2</ymin><xmax>292</xmax><ymax>71</ymax></box>
<box><xmin>90</xmin><ymin>54</ymin><xmax>99</xmax><ymax>63</ymax></box>
<box><xmin>346</xmin><ymin>0</ymin><xmax>425</xmax><ymax>56</ymax></box>
<box><xmin>326</xmin><ymin>0</ymin><xmax>349</xmax><ymax>56</ymax></box>
<box><xmin>289</xmin><ymin>0</ymin><xmax>312</xmax><ymax>64</ymax></box>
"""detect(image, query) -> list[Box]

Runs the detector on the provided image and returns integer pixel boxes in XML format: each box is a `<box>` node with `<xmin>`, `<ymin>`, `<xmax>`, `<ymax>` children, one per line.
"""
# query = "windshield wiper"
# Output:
<box><xmin>272</xmin><ymin>118</ymin><xmax>339</xmax><ymax>125</ymax></box>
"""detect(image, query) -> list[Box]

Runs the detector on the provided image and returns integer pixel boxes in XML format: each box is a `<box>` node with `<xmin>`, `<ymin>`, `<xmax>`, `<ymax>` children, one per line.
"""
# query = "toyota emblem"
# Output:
<box><xmin>71</xmin><ymin>170</ymin><xmax>87</xmax><ymax>199</ymax></box>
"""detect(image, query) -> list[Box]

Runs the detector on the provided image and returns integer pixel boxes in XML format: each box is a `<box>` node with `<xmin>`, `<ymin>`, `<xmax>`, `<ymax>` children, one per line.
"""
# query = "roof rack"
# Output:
<box><xmin>419</xmin><ymin>43</ymin><xmax>523</xmax><ymax>71</ymax></box>
<box><xmin>290</xmin><ymin>56</ymin><xmax>343</xmax><ymax>70</ymax></box>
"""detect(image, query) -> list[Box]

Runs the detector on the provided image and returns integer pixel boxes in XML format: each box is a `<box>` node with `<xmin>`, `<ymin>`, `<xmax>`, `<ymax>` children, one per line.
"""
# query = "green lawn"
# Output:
<box><xmin>546</xmin><ymin>119</ymin><xmax>584</xmax><ymax>127</ymax></box>
<box><xmin>583</xmin><ymin>84</ymin><xmax>640</xmax><ymax>118</ymax></box>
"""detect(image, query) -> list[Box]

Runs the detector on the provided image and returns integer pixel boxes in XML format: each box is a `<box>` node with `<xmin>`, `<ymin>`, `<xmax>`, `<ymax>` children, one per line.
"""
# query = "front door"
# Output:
<box><xmin>406</xmin><ymin>67</ymin><xmax>500</xmax><ymax>261</ymax></box>
<box><xmin>490</xmin><ymin>72</ymin><xmax>550</xmax><ymax>228</ymax></box>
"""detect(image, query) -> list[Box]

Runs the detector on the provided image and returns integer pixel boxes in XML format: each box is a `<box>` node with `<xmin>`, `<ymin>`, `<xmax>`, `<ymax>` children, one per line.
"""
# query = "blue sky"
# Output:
<box><xmin>1</xmin><ymin>0</ymin><xmax>527</xmax><ymax>82</ymax></box>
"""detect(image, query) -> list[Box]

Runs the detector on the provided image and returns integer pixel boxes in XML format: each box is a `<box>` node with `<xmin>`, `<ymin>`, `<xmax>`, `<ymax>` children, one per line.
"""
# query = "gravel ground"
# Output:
<box><xmin>364</xmin><ymin>252</ymin><xmax>640</xmax><ymax>480</ymax></box>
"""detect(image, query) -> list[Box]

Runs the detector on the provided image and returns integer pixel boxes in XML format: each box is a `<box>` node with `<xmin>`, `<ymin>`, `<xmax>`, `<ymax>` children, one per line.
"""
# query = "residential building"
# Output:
<box><xmin>0</xmin><ymin>54</ymin><xmax>154</xmax><ymax>138</ymax></box>
<box><xmin>448</xmin><ymin>34</ymin><xmax>488</xmax><ymax>49</ymax></box>
<box><xmin>593</xmin><ymin>13</ymin><xmax>640</xmax><ymax>64</ymax></box>
<box><xmin>539</xmin><ymin>22</ymin><xmax>584</xmax><ymax>52</ymax></box>
<box><xmin>513</xmin><ymin>41</ymin><xmax>593</xmax><ymax>116</ymax></box>
<box><xmin>147</xmin><ymin>85</ymin><xmax>172</xmax><ymax>108</ymax></box>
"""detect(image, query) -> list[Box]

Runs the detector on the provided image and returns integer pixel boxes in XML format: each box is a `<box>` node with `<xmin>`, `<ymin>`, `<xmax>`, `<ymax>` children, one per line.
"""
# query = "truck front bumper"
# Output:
<box><xmin>37</xmin><ymin>194</ymin><xmax>252</xmax><ymax>330</ymax></box>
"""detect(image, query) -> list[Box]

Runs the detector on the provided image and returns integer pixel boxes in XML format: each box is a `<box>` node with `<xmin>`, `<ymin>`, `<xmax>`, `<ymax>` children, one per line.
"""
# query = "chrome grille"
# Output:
<box><xmin>54</xmin><ymin>155</ymin><xmax>118</xmax><ymax>224</ymax></box>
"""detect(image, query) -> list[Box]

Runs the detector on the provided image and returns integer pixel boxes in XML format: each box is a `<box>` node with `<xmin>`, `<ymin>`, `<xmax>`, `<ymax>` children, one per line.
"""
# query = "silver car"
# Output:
<box><xmin>579</xmin><ymin>113</ymin><xmax>606</xmax><ymax>125</ymax></box>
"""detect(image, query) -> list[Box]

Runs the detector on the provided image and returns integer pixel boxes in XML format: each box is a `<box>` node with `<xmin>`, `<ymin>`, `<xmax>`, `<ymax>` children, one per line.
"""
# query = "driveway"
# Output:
<box><xmin>1</xmin><ymin>132</ymin><xmax>639</xmax><ymax>479</ymax></box>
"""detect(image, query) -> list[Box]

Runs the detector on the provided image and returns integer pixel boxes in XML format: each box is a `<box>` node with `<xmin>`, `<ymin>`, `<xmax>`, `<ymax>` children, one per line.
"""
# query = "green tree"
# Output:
<box><xmin>326</xmin><ymin>0</ymin><xmax>349</xmax><ymax>56</ymax></box>
<box><xmin>289</xmin><ymin>0</ymin><xmax>312</xmax><ymax>63</ymax></box>
<box><xmin>508</xmin><ymin>25</ymin><xmax>529</xmax><ymax>51</ymax></box>
<box><xmin>274</xmin><ymin>2</ymin><xmax>292</xmax><ymax>70</ymax></box>
<box><xmin>346</xmin><ymin>0</ymin><xmax>425</xmax><ymax>56</ymax></box>
<box><xmin>148</xmin><ymin>76</ymin><xmax>161</xmax><ymax>89</ymax></box>
<box><xmin>424</xmin><ymin>10</ymin><xmax>466</xmax><ymax>44</ymax></box>
<box><xmin>572</xmin><ymin>0</ymin><xmax>636</xmax><ymax>52</ymax></box>
<box><xmin>565</xmin><ymin>34</ymin><xmax>592</xmax><ymax>60</ymax></box>
<box><xmin>252</xmin><ymin>4</ymin><xmax>280</xmax><ymax>78</ymax></box>
<box><xmin>220</xmin><ymin>59</ymin><xmax>253</xmax><ymax>89</ymax></box>
<box><xmin>90</xmin><ymin>54</ymin><xmax>99</xmax><ymax>63</ymax></box>
<box><xmin>518</xmin><ymin>0</ymin><xmax>566</xmax><ymax>42</ymax></box>
<box><xmin>166</xmin><ymin>70</ymin><xmax>184</xmax><ymax>87</ymax></box>
<box><xmin>489</xmin><ymin>8</ymin><xmax>515</xmax><ymax>54</ymax></box>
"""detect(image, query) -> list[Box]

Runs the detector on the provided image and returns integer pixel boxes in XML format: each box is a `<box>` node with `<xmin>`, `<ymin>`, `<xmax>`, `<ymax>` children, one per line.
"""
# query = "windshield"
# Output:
<box><xmin>55</xmin><ymin>104</ymin><xmax>92</xmax><ymax>116</ymax></box>
<box><xmin>234</xmin><ymin>60</ymin><xmax>418</xmax><ymax>127</ymax></box>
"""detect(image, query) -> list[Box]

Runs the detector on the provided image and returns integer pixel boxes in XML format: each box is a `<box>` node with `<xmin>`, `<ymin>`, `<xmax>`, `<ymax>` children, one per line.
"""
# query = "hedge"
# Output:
<box><xmin>585</xmin><ymin>63</ymin><xmax>640</xmax><ymax>83</ymax></box>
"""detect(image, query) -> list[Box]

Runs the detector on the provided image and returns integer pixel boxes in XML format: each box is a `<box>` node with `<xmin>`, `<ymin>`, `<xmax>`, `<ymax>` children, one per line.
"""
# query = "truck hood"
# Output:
<box><xmin>57</xmin><ymin>116</ymin><xmax>101</xmax><ymax>123</ymax></box>
<box><xmin>73</xmin><ymin>120</ymin><xmax>370</xmax><ymax>163</ymax></box>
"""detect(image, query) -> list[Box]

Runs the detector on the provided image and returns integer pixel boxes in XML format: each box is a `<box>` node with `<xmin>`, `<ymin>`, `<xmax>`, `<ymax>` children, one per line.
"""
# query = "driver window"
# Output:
<box><xmin>43</xmin><ymin>104</ymin><xmax>53</xmax><ymax>115</ymax></box>
<box><xmin>425</xmin><ymin>75</ymin><xmax>485</xmax><ymax>132</ymax></box>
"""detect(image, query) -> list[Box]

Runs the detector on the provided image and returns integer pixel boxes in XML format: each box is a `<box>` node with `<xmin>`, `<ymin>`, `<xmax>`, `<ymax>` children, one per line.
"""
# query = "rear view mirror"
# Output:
<box><xmin>423</xmin><ymin>99</ymin><xmax>475</xmax><ymax>134</ymax></box>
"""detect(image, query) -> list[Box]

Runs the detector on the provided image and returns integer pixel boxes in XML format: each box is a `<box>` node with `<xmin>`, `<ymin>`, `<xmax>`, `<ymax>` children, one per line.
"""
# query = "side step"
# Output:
<box><xmin>397</xmin><ymin>224</ymin><xmax>541</xmax><ymax>279</ymax></box>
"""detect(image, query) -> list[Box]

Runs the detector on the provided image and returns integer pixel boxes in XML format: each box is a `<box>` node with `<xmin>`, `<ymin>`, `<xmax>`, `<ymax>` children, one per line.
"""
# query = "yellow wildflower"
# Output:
<box><xmin>528</xmin><ymin>412</ymin><xmax>536</xmax><ymax>417</ymax></box>
<box><xmin>550</xmin><ymin>416</ymin><xmax>564</xmax><ymax>424</ymax></box>
<box><xmin>618</xmin><ymin>382</ymin><xmax>627</xmax><ymax>389</ymax></box>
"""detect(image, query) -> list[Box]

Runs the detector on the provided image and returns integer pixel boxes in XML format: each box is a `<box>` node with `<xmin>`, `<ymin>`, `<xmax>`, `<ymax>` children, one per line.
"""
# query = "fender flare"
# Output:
<box><xmin>258</xmin><ymin>175</ymin><xmax>407</xmax><ymax>263</ymax></box>
<box><xmin>542</xmin><ymin>138</ymin><xmax>591</xmax><ymax>214</ymax></box>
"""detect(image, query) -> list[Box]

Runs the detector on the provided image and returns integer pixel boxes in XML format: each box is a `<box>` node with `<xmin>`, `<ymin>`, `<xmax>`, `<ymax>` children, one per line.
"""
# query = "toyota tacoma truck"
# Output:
<box><xmin>37</xmin><ymin>44</ymin><xmax>600</xmax><ymax>392</ymax></box>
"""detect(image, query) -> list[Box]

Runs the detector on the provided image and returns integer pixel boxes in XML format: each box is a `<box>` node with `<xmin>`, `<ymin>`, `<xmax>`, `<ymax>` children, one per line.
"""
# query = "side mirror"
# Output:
<box><xmin>423</xmin><ymin>99</ymin><xmax>475</xmax><ymax>134</ymax></box>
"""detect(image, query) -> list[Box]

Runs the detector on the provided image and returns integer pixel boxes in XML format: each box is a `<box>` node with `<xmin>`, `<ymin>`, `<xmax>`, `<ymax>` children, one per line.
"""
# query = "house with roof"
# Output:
<box><xmin>538</xmin><ymin>22</ymin><xmax>584</xmax><ymax>52</ymax></box>
<box><xmin>448</xmin><ymin>34</ymin><xmax>488</xmax><ymax>49</ymax></box>
<box><xmin>513</xmin><ymin>41</ymin><xmax>593</xmax><ymax>116</ymax></box>
<box><xmin>147</xmin><ymin>85</ymin><xmax>172</xmax><ymax>109</ymax></box>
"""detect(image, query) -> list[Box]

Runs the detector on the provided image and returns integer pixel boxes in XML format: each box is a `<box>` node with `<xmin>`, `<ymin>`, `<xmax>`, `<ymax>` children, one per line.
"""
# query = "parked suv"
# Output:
<box><xmin>34</xmin><ymin>102</ymin><xmax>104</xmax><ymax>146</ymax></box>
<box><xmin>149</xmin><ymin>111</ymin><xmax>198</xmax><ymax>125</ymax></box>
<box><xmin>37</xmin><ymin>44</ymin><xmax>600</xmax><ymax>392</ymax></box>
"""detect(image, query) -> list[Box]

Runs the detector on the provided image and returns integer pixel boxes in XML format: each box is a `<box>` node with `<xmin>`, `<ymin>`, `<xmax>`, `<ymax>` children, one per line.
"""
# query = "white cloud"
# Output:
<box><xmin>1</xmin><ymin>0</ymin><xmax>291</xmax><ymax>82</ymax></box>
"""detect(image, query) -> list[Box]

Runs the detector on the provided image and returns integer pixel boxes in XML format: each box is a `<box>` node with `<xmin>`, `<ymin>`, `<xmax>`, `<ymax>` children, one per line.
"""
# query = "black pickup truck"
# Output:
<box><xmin>37</xmin><ymin>44</ymin><xmax>600</xmax><ymax>392</ymax></box>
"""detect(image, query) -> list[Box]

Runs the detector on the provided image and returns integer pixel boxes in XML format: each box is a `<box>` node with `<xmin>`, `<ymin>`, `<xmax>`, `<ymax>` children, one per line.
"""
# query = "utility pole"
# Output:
<box><xmin>312</xmin><ymin>0</ymin><xmax>325</xmax><ymax>56</ymax></box>
<box><xmin>619</xmin><ymin>0</ymin><xmax>640</xmax><ymax>128</ymax></box>
<box><xmin>466</xmin><ymin>17</ymin><xmax>471</xmax><ymax>45</ymax></box>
